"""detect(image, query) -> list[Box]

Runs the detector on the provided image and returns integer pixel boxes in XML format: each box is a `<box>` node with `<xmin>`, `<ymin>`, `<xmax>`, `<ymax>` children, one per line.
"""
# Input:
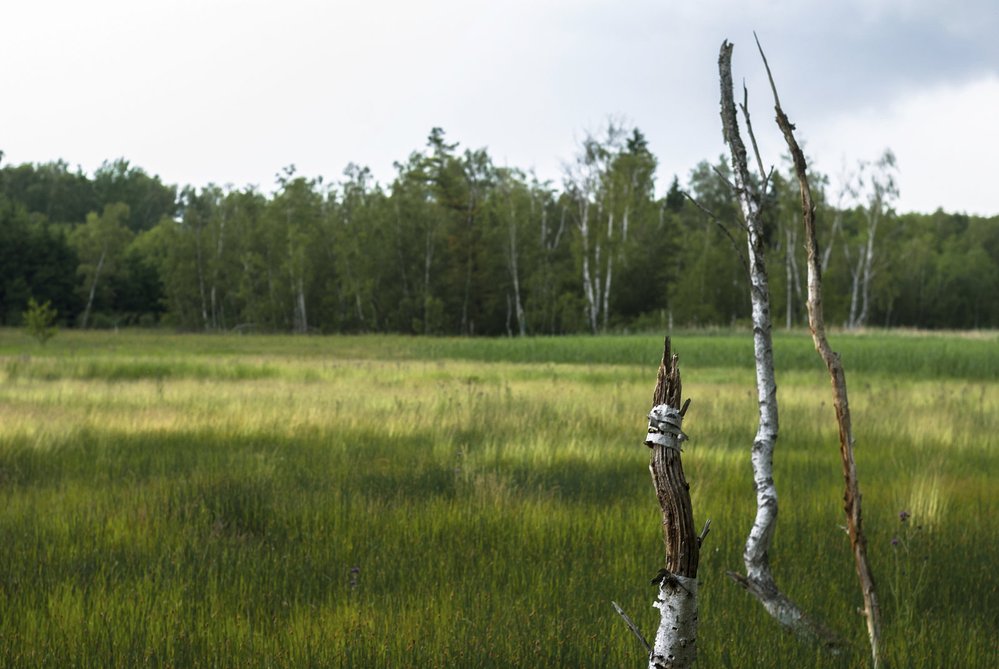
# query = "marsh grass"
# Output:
<box><xmin>0</xmin><ymin>329</ymin><xmax>995</xmax><ymax>667</ymax></box>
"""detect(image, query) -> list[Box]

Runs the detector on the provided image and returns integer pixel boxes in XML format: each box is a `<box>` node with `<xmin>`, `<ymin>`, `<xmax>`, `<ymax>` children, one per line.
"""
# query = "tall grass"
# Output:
<box><xmin>0</xmin><ymin>328</ymin><xmax>995</xmax><ymax>667</ymax></box>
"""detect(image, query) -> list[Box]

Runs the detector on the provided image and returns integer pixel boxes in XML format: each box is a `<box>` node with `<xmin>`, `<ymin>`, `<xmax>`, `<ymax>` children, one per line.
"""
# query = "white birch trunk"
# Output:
<box><xmin>622</xmin><ymin>201</ymin><xmax>630</xmax><ymax>243</ymax></box>
<box><xmin>195</xmin><ymin>225</ymin><xmax>209</xmax><ymax>330</ymax></box>
<box><xmin>81</xmin><ymin>248</ymin><xmax>107</xmax><ymax>329</ymax></box>
<box><xmin>551</xmin><ymin>205</ymin><xmax>566</xmax><ymax>251</ymax></box>
<box><xmin>846</xmin><ymin>244</ymin><xmax>862</xmax><ymax>329</ymax></box>
<box><xmin>785</xmin><ymin>226</ymin><xmax>794</xmax><ymax>329</ymax></box>
<box><xmin>602</xmin><ymin>211</ymin><xmax>615</xmax><ymax>332</ymax></box>
<box><xmin>578</xmin><ymin>201</ymin><xmax>599</xmax><ymax>333</ymax></box>
<box><xmin>506</xmin><ymin>193</ymin><xmax>527</xmax><ymax>337</ymax></box>
<box><xmin>857</xmin><ymin>209</ymin><xmax>879</xmax><ymax>328</ymax></box>
<box><xmin>592</xmin><ymin>239</ymin><xmax>603</xmax><ymax>332</ymax></box>
<box><xmin>820</xmin><ymin>216</ymin><xmax>838</xmax><ymax>274</ymax></box>
<box><xmin>602</xmin><ymin>252</ymin><xmax>613</xmax><ymax>332</ymax></box>
<box><xmin>718</xmin><ymin>40</ymin><xmax>842</xmax><ymax>649</ymax></box>
<box><xmin>790</xmin><ymin>237</ymin><xmax>804</xmax><ymax>323</ymax></box>
<box><xmin>650</xmin><ymin>577</ymin><xmax>698</xmax><ymax>669</ymax></box>
<box><xmin>292</xmin><ymin>275</ymin><xmax>307</xmax><ymax>334</ymax></box>
<box><xmin>355</xmin><ymin>292</ymin><xmax>365</xmax><ymax>325</ymax></box>
<box><xmin>210</xmin><ymin>207</ymin><xmax>227</xmax><ymax>330</ymax></box>
<box><xmin>743</xmin><ymin>199</ymin><xmax>780</xmax><ymax>593</ymax></box>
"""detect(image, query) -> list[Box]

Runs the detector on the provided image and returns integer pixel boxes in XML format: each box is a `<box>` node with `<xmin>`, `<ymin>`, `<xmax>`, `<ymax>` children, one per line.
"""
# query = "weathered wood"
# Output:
<box><xmin>754</xmin><ymin>34</ymin><xmax>884</xmax><ymax>669</ymax></box>
<box><xmin>644</xmin><ymin>336</ymin><xmax>699</xmax><ymax>669</ymax></box>
<box><xmin>648</xmin><ymin>337</ymin><xmax>698</xmax><ymax>579</ymax></box>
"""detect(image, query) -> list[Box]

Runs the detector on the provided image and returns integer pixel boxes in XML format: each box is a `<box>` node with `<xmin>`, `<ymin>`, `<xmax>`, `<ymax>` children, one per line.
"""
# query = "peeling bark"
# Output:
<box><xmin>645</xmin><ymin>337</ymin><xmax>699</xmax><ymax>669</ymax></box>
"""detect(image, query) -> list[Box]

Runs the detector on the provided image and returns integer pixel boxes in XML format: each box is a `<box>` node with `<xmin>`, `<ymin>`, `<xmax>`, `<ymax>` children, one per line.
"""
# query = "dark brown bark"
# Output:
<box><xmin>647</xmin><ymin>337</ymin><xmax>698</xmax><ymax>578</ymax></box>
<box><xmin>755</xmin><ymin>35</ymin><xmax>883</xmax><ymax>669</ymax></box>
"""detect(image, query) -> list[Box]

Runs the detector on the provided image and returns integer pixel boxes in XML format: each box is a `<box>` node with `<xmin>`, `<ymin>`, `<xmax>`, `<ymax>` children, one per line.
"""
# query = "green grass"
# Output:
<box><xmin>0</xmin><ymin>328</ymin><xmax>996</xmax><ymax>667</ymax></box>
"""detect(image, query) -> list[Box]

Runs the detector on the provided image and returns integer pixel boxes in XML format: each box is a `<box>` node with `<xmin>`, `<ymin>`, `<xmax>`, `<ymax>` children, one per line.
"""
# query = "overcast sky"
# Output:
<box><xmin>3</xmin><ymin>0</ymin><xmax>998</xmax><ymax>215</ymax></box>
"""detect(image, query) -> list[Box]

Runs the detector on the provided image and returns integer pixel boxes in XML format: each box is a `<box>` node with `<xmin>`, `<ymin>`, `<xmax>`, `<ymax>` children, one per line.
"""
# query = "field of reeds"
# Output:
<box><xmin>0</xmin><ymin>329</ymin><xmax>996</xmax><ymax>668</ymax></box>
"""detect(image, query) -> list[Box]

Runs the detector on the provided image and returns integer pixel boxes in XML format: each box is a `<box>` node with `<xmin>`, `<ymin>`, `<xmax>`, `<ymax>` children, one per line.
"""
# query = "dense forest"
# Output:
<box><xmin>2</xmin><ymin>125</ymin><xmax>997</xmax><ymax>334</ymax></box>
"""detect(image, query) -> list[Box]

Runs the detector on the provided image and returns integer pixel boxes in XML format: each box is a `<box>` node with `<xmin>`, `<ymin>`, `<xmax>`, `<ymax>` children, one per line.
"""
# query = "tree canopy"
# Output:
<box><xmin>2</xmin><ymin>129</ymin><xmax>996</xmax><ymax>333</ymax></box>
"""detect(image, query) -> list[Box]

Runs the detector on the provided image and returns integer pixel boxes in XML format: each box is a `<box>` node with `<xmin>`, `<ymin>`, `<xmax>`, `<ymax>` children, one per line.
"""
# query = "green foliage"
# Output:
<box><xmin>92</xmin><ymin>158</ymin><xmax>177</xmax><ymax>232</ymax></box>
<box><xmin>70</xmin><ymin>203</ymin><xmax>134</xmax><ymax>328</ymax></box>
<box><xmin>22</xmin><ymin>297</ymin><xmax>58</xmax><ymax>344</ymax></box>
<box><xmin>0</xmin><ymin>160</ymin><xmax>97</xmax><ymax>224</ymax></box>
<box><xmin>0</xmin><ymin>330</ymin><xmax>995</xmax><ymax>668</ymax></box>
<box><xmin>0</xmin><ymin>195</ymin><xmax>80</xmax><ymax>325</ymax></box>
<box><xmin>2</xmin><ymin>136</ymin><xmax>998</xmax><ymax>333</ymax></box>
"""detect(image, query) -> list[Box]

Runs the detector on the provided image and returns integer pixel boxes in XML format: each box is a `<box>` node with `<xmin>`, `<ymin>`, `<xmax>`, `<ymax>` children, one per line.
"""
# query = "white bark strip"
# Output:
<box><xmin>650</xmin><ymin>577</ymin><xmax>698</xmax><ymax>669</ymax></box>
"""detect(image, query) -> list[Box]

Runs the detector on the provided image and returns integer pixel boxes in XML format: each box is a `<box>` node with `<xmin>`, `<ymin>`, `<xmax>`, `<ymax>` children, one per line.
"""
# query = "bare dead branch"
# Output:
<box><xmin>697</xmin><ymin>519</ymin><xmax>711</xmax><ymax>547</ymax></box>
<box><xmin>740</xmin><ymin>81</ymin><xmax>772</xmax><ymax>191</ymax></box>
<box><xmin>710</xmin><ymin>165</ymin><xmax>742</xmax><ymax>201</ymax></box>
<box><xmin>681</xmin><ymin>190</ymin><xmax>751</xmax><ymax>276</ymax></box>
<box><xmin>611</xmin><ymin>601</ymin><xmax>651</xmax><ymax>654</ymax></box>
<box><xmin>753</xmin><ymin>31</ymin><xmax>783</xmax><ymax>111</ymax></box>
<box><xmin>755</xmin><ymin>34</ymin><xmax>884</xmax><ymax>669</ymax></box>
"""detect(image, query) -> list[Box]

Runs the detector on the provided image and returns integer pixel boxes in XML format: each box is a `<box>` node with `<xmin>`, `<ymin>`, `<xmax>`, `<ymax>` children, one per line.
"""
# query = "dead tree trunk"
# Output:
<box><xmin>645</xmin><ymin>338</ymin><xmax>699</xmax><ymax>668</ymax></box>
<box><xmin>613</xmin><ymin>337</ymin><xmax>702</xmax><ymax>668</ymax></box>
<box><xmin>756</xmin><ymin>39</ymin><xmax>884</xmax><ymax>669</ymax></box>
<box><xmin>718</xmin><ymin>40</ymin><xmax>842</xmax><ymax>650</ymax></box>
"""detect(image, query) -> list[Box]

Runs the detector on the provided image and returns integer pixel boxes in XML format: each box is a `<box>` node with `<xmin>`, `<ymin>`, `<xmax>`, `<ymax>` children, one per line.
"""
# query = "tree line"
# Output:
<box><xmin>1</xmin><ymin>126</ymin><xmax>996</xmax><ymax>334</ymax></box>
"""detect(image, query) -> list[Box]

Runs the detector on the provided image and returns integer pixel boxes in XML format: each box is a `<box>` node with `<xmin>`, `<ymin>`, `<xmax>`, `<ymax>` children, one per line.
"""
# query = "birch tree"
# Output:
<box><xmin>604</xmin><ymin>130</ymin><xmax>659</xmax><ymax>329</ymax></box>
<box><xmin>270</xmin><ymin>167</ymin><xmax>325</xmax><ymax>334</ymax></box>
<box><xmin>337</xmin><ymin>164</ymin><xmax>380</xmax><ymax>330</ymax></box>
<box><xmin>174</xmin><ymin>186</ymin><xmax>227</xmax><ymax>330</ymax></box>
<box><xmin>390</xmin><ymin>150</ymin><xmax>443</xmax><ymax>334</ymax></box>
<box><xmin>717</xmin><ymin>40</ymin><xmax>841</xmax><ymax>649</ymax></box>
<box><xmin>564</xmin><ymin>122</ymin><xmax>647</xmax><ymax>333</ymax></box>
<box><xmin>201</xmin><ymin>185</ymin><xmax>245</xmax><ymax>331</ymax></box>
<box><xmin>494</xmin><ymin>167</ymin><xmax>532</xmax><ymax>336</ymax></box>
<box><xmin>769</xmin><ymin>170</ymin><xmax>806</xmax><ymax>329</ymax></box>
<box><xmin>70</xmin><ymin>202</ymin><xmax>132</xmax><ymax>328</ymax></box>
<box><xmin>526</xmin><ymin>178</ymin><xmax>568</xmax><ymax>335</ymax></box>
<box><xmin>564</xmin><ymin>128</ymin><xmax>615</xmax><ymax>333</ymax></box>
<box><xmin>842</xmin><ymin>150</ymin><xmax>899</xmax><ymax>329</ymax></box>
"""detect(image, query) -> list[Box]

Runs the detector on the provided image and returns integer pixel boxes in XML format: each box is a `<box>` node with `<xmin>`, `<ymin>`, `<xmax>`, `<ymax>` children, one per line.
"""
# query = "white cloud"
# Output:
<box><xmin>809</xmin><ymin>74</ymin><xmax>999</xmax><ymax>215</ymax></box>
<box><xmin>1</xmin><ymin>1</ymin><xmax>996</xmax><ymax>214</ymax></box>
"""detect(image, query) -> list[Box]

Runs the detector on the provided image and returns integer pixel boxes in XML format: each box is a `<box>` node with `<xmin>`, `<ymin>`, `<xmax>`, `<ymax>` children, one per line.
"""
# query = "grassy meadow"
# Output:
<box><xmin>0</xmin><ymin>328</ymin><xmax>996</xmax><ymax>668</ymax></box>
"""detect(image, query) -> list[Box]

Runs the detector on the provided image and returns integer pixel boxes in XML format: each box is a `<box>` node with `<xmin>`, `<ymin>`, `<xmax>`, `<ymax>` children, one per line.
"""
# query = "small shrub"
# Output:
<box><xmin>23</xmin><ymin>298</ymin><xmax>58</xmax><ymax>345</ymax></box>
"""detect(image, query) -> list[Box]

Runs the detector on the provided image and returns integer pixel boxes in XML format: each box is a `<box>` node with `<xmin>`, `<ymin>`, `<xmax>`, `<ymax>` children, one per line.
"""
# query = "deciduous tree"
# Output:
<box><xmin>70</xmin><ymin>202</ymin><xmax>133</xmax><ymax>328</ymax></box>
